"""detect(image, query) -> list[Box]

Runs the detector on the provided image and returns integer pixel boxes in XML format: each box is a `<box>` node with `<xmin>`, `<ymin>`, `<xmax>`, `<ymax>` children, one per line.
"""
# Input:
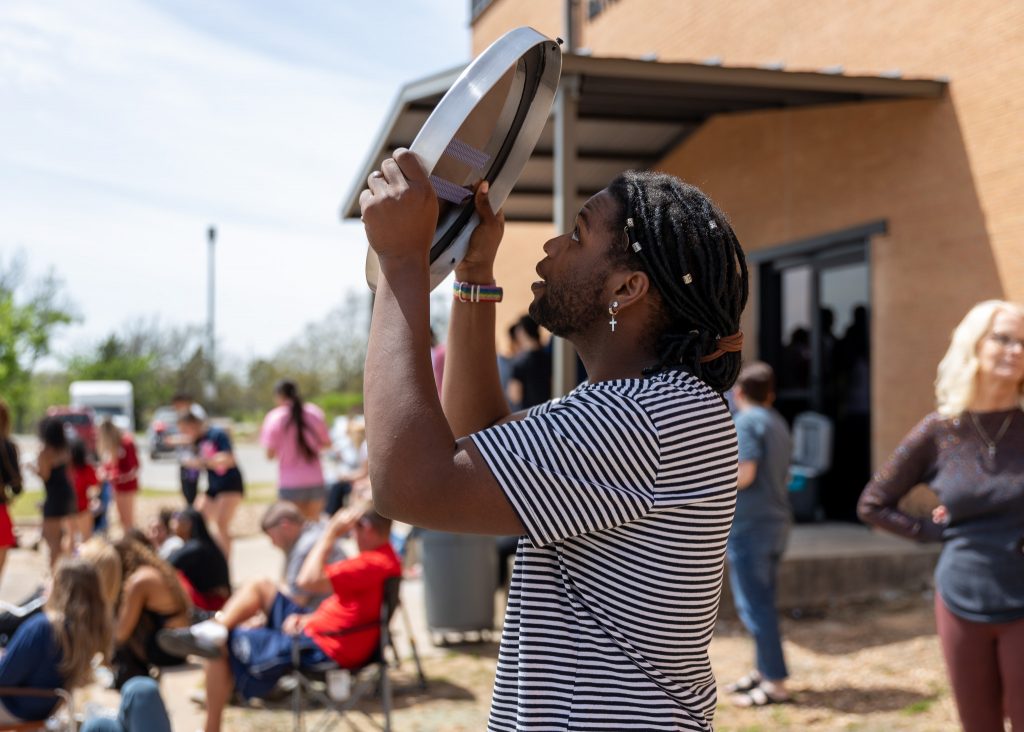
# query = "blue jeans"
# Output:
<box><xmin>727</xmin><ymin>523</ymin><xmax>790</xmax><ymax>681</ymax></box>
<box><xmin>80</xmin><ymin>677</ymin><xmax>171</xmax><ymax>732</ymax></box>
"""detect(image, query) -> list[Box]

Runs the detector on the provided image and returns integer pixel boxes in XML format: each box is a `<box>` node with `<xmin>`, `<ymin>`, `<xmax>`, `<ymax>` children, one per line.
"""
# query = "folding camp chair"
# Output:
<box><xmin>0</xmin><ymin>687</ymin><xmax>75</xmax><ymax>732</ymax></box>
<box><xmin>290</xmin><ymin>576</ymin><xmax>426</xmax><ymax>732</ymax></box>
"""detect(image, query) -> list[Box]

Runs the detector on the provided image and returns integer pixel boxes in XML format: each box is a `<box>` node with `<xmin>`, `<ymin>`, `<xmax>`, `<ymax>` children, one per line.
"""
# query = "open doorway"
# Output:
<box><xmin>757</xmin><ymin>223</ymin><xmax>878</xmax><ymax>522</ymax></box>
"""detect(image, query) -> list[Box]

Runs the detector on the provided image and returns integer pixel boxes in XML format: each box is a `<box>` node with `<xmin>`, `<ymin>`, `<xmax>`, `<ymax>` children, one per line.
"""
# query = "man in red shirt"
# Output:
<box><xmin>158</xmin><ymin>503</ymin><xmax>400</xmax><ymax>732</ymax></box>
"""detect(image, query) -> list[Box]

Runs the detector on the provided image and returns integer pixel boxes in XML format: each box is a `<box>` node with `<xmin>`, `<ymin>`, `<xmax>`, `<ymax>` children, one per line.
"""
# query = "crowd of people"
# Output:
<box><xmin>0</xmin><ymin>156</ymin><xmax>1020</xmax><ymax>732</ymax></box>
<box><xmin>0</xmin><ymin>378</ymin><xmax>384</xmax><ymax>731</ymax></box>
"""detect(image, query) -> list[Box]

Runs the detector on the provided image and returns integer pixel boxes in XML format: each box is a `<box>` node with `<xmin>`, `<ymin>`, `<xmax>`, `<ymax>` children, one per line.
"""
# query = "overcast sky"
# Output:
<box><xmin>0</xmin><ymin>0</ymin><xmax>469</xmax><ymax>364</ymax></box>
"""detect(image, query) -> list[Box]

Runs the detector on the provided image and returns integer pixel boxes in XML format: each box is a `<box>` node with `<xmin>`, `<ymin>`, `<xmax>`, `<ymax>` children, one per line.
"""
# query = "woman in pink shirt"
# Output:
<box><xmin>259</xmin><ymin>380</ymin><xmax>331</xmax><ymax>521</ymax></box>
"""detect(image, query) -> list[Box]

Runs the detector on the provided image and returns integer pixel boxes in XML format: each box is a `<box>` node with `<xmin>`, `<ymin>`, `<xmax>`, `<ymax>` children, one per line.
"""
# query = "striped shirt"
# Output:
<box><xmin>473</xmin><ymin>369</ymin><xmax>737</xmax><ymax>731</ymax></box>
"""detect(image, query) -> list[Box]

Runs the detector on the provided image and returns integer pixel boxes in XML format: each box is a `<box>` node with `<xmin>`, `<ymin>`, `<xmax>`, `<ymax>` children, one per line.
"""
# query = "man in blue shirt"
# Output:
<box><xmin>726</xmin><ymin>361</ymin><xmax>793</xmax><ymax>706</ymax></box>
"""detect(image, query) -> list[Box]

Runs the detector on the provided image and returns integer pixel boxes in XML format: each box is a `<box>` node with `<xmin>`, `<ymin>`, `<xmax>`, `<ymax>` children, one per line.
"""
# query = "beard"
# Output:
<box><xmin>529</xmin><ymin>267</ymin><xmax>607</xmax><ymax>338</ymax></box>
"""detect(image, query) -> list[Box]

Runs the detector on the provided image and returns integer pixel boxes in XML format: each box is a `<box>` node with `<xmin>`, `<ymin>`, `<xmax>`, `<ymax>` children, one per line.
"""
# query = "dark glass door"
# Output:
<box><xmin>760</xmin><ymin>242</ymin><xmax>871</xmax><ymax>521</ymax></box>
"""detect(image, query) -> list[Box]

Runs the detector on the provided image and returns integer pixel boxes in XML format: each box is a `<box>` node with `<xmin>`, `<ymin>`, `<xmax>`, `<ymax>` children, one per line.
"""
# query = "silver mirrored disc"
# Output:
<box><xmin>365</xmin><ymin>27</ymin><xmax>562</xmax><ymax>291</ymax></box>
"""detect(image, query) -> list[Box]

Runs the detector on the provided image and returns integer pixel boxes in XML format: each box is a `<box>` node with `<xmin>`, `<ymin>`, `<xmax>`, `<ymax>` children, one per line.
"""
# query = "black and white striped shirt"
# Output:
<box><xmin>473</xmin><ymin>369</ymin><xmax>737</xmax><ymax>731</ymax></box>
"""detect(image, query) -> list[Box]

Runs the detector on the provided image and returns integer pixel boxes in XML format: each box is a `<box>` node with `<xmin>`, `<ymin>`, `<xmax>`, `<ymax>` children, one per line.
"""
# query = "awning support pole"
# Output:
<box><xmin>552</xmin><ymin>73</ymin><xmax>581</xmax><ymax>396</ymax></box>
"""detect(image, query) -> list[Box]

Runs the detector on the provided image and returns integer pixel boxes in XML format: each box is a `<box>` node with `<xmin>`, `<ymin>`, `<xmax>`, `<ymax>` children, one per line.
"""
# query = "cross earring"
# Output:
<box><xmin>608</xmin><ymin>301</ymin><xmax>620</xmax><ymax>332</ymax></box>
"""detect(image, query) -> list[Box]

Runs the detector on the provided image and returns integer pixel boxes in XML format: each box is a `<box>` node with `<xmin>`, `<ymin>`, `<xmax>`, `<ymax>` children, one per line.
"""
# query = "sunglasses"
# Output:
<box><xmin>987</xmin><ymin>332</ymin><xmax>1024</xmax><ymax>350</ymax></box>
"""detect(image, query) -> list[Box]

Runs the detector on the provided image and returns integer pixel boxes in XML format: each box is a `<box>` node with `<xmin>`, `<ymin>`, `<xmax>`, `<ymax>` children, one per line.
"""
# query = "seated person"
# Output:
<box><xmin>0</xmin><ymin>536</ymin><xmax>122</xmax><ymax>648</ymax></box>
<box><xmin>79</xmin><ymin>536</ymin><xmax>124</xmax><ymax>611</ymax></box>
<box><xmin>79</xmin><ymin>676</ymin><xmax>172</xmax><ymax>732</ymax></box>
<box><xmin>111</xmin><ymin>537</ymin><xmax>191</xmax><ymax>687</ymax></box>
<box><xmin>0</xmin><ymin>559</ymin><xmax>112</xmax><ymax>725</ymax></box>
<box><xmin>167</xmin><ymin>507</ymin><xmax>231</xmax><ymax>611</ymax></box>
<box><xmin>147</xmin><ymin>508</ymin><xmax>184</xmax><ymax>560</ymax></box>
<box><xmin>158</xmin><ymin>504</ymin><xmax>400</xmax><ymax>732</ymax></box>
<box><xmin>260</xmin><ymin>501</ymin><xmax>345</xmax><ymax>609</ymax></box>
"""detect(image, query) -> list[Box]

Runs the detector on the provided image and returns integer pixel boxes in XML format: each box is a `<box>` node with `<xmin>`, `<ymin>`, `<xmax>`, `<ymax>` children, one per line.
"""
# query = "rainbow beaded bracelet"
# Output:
<box><xmin>453</xmin><ymin>280</ymin><xmax>503</xmax><ymax>303</ymax></box>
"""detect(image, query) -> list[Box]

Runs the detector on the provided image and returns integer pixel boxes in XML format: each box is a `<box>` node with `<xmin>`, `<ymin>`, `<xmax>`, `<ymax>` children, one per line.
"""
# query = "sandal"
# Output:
<box><xmin>724</xmin><ymin>671</ymin><xmax>762</xmax><ymax>694</ymax></box>
<box><xmin>730</xmin><ymin>682</ymin><xmax>790</xmax><ymax>708</ymax></box>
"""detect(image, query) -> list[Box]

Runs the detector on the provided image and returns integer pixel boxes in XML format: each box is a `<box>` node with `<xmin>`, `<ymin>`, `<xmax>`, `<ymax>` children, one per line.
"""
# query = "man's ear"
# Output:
<box><xmin>609</xmin><ymin>270</ymin><xmax>650</xmax><ymax>310</ymax></box>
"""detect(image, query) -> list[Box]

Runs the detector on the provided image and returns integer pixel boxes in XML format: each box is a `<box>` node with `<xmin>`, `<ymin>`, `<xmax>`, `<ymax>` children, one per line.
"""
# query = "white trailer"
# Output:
<box><xmin>70</xmin><ymin>380</ymin><xmax>135</xmax><ymax>432</ymax></box>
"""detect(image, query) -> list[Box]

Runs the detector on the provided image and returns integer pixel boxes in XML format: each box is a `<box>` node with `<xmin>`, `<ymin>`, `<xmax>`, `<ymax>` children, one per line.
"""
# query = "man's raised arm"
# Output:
<box><xmin>441</xmin><ymin>183</ymin><xmax>513</xmax><ymax>438</ymax></box>
<box><xmin>358</xmin><ymin>149</ymin><xmax>523</xmax><ymax>536</ymax></box>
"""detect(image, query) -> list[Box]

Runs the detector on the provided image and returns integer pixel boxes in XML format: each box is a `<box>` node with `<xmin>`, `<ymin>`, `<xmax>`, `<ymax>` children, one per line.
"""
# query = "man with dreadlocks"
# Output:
<box><xmin>359</xmin><ymin>150</ymin><xmax>748</xmax><ymax>732</ymax></box>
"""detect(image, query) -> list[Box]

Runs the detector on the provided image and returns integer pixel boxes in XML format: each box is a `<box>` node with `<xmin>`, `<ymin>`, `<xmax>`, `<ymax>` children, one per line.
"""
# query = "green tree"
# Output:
<box><xmin>0</xmin><ymin>253</ymin><xmax>76</xmax><ymax>429</ymax></box>
<box><xmin>66</xmin><ymin>319</ymin><xmax>208</xmax><ymax>427</ymax></box>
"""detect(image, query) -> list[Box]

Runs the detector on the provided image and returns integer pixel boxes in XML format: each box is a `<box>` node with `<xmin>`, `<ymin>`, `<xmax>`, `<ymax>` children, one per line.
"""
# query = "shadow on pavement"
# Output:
<box><xmin>429</xmin><ymin>640</ymin><xmax>500</xmax><ymax>658</ymax></box>
<box><xmin>246</xmin><ymin>673</ymin><xmax>479</xmax><ymax>715</ymax></box>
<box><xmin>791</xmin><ymin>686</ymin><xmax>939</xmax><ymax>714</ymax></box>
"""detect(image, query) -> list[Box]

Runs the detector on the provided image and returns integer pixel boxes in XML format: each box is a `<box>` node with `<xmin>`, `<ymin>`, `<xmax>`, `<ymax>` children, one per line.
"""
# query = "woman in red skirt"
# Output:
<box><xmin>0</xmin><ymin>400</ymin><xmax>21</xmax><ymax>581</ymax></box>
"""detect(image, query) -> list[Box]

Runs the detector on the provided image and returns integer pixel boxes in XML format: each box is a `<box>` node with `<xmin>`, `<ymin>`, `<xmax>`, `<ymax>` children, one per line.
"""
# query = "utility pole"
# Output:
<box><xmin>563</xmin><ymin>0</ymin><xmax>579</xmax><ymax>52</ymax></box>
<box><xmin>551</xmin><ymin>0</ymin><xmax>581</xmax><ymax>396</ymax></box>
<box><xmin>206</xmin><ymin>225</ymin><xmax>217</xmax><ymax>401</ymax></box>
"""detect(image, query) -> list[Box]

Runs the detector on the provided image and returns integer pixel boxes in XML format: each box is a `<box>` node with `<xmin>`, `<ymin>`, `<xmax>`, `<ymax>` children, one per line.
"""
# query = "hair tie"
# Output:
<box><xmin>698</xmin><ymin>331</ymin><xmax>744</xmax><ymax>363</ymax></box>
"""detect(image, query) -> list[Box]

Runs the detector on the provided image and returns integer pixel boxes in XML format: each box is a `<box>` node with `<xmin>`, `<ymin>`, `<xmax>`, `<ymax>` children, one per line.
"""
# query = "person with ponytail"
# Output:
<box><xmin>359</xmin><ymin>152</ymin><xmax>748</xmax><ymax>730</ymax></box>
<box><xmin>0</xmin><ymin>558</ymin><xmax>111</xmax><ymax>725</ymax></box>
<box><xmin>260</xmin><ymin>380</ymin><xmax>332</xmax><ymax>521</ymax></box>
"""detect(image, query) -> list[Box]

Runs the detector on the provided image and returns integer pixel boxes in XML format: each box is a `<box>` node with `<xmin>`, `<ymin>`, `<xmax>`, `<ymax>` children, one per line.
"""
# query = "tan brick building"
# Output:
<box><xmin>348</xmin><ymin>1</ymin><xmax>1022</xmax><ymax>520</ymax></box>
<box><xmin>469</xmin><ymin>0</ymin><xmax>1023</xmax><ymax>519</ymax></box>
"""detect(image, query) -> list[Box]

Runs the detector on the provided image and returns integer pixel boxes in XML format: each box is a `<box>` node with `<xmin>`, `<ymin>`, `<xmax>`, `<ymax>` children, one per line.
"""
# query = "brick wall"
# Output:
<box><xmin>472</xmin><ymin>0</ymin><xmax>562</xmax><ymax>55</ymax></box>
<box><xmin>474</xmin><ymin>0</ymin><xmax>1024</xmax><ymax>462</ymax></box>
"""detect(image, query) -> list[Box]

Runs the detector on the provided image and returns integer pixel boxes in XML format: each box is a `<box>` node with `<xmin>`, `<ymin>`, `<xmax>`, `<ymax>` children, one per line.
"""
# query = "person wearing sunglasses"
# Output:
<box><xmin>859</xmin><ymin>299</ymin><xmax>1024</xmax><ymax>731</ymax></box>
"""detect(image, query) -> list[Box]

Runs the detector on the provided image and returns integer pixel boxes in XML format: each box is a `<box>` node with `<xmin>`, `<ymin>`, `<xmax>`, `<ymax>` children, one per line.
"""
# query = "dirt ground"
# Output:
<box><xmin>212</xmin><ymin>595</ymin><xmax>957</xmax><ymax>732</ymax></box>
<box><xmin>47</xmin><ymin>496</ymin><xmax>960</xmax><ymax>732</ymax></box>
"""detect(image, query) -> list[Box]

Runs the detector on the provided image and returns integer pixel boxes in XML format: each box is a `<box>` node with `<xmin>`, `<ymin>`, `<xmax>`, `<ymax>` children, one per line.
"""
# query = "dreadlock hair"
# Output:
<box><xmin>606</xmin><ymin>171</ymin><xmax>749</xmax><ymax>392</ymax></box>
<box><xmin>275</xmin><ymin>379</ymin><xmax>316</xmax><ymax>461</ymax></box>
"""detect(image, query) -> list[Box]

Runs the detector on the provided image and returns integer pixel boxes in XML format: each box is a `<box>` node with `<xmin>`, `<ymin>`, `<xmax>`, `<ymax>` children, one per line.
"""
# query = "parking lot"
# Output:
<box><xmin>13</xmin><ymin>431</ymin><xmax>280</xmax><ymax>493</ymax></box>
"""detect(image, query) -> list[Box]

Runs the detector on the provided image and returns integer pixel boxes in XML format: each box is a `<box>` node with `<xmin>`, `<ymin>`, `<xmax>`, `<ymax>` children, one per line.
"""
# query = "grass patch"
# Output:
<box><xmin>770</xmin><ymin>705</ymin><xmax>791</xmax><ymax>724</ymax></box>
<box><xmin>901</xmin><ymin>698</ymin><xmax>934</xmax><ymax>715</ymax></box>
<box><xmin>9</xmin><ymin>483</ymin><xmax>277</xmax><ymax>521</ymax></box>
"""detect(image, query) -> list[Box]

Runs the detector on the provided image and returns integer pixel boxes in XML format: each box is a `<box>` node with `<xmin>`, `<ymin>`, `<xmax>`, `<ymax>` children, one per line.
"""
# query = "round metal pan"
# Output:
<box><xmin>365</xmin><ymin>26</ymin><xmax>562</xmax><ymax>291</ymax></box>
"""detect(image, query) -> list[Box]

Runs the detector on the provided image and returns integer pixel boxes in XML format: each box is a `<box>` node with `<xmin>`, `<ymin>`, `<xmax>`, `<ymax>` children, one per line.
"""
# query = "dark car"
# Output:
<box><xmin>147</xmin><ymin>406</ymin><xmax>182</xmax><ymax>459</ymax></box>
<box><xmin>46</xmin><ymin>406</ymin><xmax>97</xmax><ymax>456</ymax></box>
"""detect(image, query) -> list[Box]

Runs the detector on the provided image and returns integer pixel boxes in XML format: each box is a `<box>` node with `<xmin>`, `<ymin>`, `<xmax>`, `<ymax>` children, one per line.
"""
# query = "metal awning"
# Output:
<box><xmin>341</xmin><ymin>53</ymin><xmax>946</xmax><ymax>222</ymax></box>
<box><xmin>343</xmin><ymin>52</ymin><xmax>946</xmax><ymax>395</ymax></box>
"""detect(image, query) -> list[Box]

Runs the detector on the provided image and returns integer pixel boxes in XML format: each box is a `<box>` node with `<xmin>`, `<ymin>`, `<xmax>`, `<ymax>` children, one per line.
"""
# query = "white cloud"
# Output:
<box><xmin>0</xmin><ymin>0</ymin><xmax>468</xmax><ymax>360</ymax></box>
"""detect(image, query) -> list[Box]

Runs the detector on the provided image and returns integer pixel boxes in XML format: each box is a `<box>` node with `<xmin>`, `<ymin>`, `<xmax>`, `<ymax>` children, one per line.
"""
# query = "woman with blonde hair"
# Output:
<box><xmin>0</xmin><ymin>558</ymin><xmax>112</xmax><ymax>724</ymax></box>
<box><xmin>859</xmin><ymin>299</ymin><xmax>1024</xmax><ymax>731</ymax></box>
<box><xmin>79</xmin><ymin>537</ymin><xmax>124</xmax><ymax>611</ymax></box>
<box><xmin>97</xmin><ymin>419</ymin><xmax>140</xmax><ymax>532</ymax></box>
<box><xmin>110</xmin><ymin>537</ymin><xmax>190</xmax><ymax>687</ymax></box>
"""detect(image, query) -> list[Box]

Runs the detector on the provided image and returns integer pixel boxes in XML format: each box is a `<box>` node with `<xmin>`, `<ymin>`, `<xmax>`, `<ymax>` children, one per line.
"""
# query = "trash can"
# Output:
<box><xmin>420</xmin><ymin>530</ymin><xmax>497</xmax><ymax>638</ymax></box>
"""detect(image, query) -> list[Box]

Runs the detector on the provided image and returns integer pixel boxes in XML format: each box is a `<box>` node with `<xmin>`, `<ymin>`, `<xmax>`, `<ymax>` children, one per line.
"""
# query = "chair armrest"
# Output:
<box><xmin>0</xmin><ymin>687</ymin><xmax>67</xmax><ymax>701</ymax></box>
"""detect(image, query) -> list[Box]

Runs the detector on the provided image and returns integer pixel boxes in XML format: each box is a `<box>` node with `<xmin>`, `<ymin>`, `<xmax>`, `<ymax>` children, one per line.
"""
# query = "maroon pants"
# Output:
<box><xmin>935</xmin><ymin>594</ymin><xmax>1024</xmax><ymax>731</ymax></box>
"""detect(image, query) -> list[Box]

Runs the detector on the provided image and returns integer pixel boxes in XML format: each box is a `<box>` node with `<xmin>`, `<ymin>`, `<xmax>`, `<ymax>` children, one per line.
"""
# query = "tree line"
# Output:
<box><xmin>2</xmin><ymin>253</ymin><xmax>371</xmax><ymax>432</ymax></box>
